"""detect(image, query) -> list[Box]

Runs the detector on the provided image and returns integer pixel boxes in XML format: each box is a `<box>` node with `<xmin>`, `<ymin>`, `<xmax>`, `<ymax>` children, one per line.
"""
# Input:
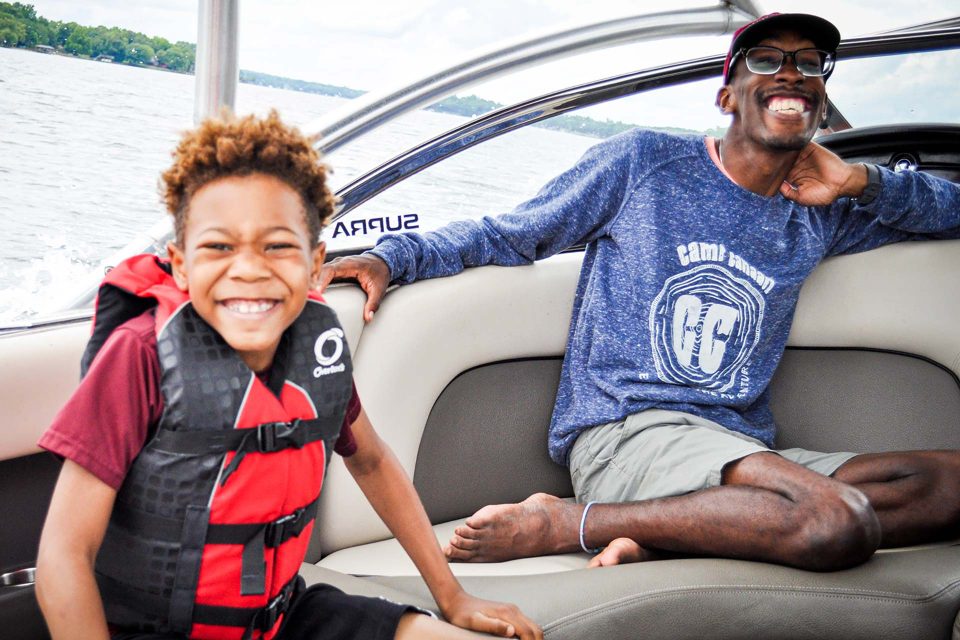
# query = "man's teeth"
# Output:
<box><xmin>225</xmin><ymin>300</ymin><xmax>275</xmax><ymax>314</ymax></box>
<box><xmin>768</xmin><ymin>97</ymin><xmax>807</xmax><ymax>113</ymax></box>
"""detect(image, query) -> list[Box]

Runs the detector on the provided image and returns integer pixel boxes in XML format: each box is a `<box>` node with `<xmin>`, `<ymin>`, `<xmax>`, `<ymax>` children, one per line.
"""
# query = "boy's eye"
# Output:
<box><xmin>200</xmin><ymin>242</ymin><xmax>232</xmax><ymax>252</ymax></box>
<box><xmin>266</xmin><ymin>242</ymin><xmax>298</xmax><ymax>251</ymax></box>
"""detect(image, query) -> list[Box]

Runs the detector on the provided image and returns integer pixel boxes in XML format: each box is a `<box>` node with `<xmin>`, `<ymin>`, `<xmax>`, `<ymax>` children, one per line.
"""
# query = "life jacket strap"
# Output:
<box><xmin>193</xmin><ymin>574</ymin><xmax>301</xmax><ymax>639</ymax></box>
<box><xmin>110</xmin><ymin>495</ymin><xmax>319</xmax><ymax>548</ymax></box>
<box><xmin>152</xmin><ymin>417</ymin><xmax>326</xmax><ymax>455</ymax></box>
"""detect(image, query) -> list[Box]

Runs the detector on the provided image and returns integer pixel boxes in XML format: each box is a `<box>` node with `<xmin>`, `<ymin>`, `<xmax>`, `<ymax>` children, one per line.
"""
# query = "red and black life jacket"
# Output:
<box><xmin>83</xmin><ymin>254</ymin><xmax>353</xmax><ymax>639</ymax></box>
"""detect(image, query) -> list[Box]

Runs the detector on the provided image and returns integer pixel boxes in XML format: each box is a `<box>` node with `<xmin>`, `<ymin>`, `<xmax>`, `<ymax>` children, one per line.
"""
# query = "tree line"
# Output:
<box><xmin>0</xmin><ymin>2</ymin><xmax>195</xmax><ymax>71</ymax></box>
<box><xmin>2</xmin><ymin>2</ymin><xmax>723</xmax><ymax>140</ymax></box>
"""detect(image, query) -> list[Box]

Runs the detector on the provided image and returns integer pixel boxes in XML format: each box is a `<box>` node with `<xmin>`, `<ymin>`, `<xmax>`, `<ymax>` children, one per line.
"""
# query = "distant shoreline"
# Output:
<box><xmin>1</xmin><ymin>2</ymin><xmax>725</xmax><ymax>138</ymax></box>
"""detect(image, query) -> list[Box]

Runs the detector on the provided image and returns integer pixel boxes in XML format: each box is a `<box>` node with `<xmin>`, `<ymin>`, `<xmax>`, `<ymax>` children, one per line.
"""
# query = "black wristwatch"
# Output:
<box><xmin>853</xmin><ymin>163</ymin><xmax>881</xmax><ymax>205</ymax></box>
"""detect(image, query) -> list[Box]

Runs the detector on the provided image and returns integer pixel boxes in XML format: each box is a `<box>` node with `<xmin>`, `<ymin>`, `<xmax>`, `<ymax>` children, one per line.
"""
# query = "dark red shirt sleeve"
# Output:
<box><xmin>37</xmin><ymin>312</ymin><xmax>162</xmax><ymax>490</ymax></box>
<box><xmin>333</xmin><ymin>382</ymin><xmax>361</xmax><ymax>458</ymax></box>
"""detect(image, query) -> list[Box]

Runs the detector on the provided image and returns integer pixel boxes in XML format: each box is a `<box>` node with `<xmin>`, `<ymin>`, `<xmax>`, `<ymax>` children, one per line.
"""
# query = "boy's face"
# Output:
<box><xmin>168</xmin><ymin>173</ymin><xmax>325</xmax><ymax>373</ymax></box>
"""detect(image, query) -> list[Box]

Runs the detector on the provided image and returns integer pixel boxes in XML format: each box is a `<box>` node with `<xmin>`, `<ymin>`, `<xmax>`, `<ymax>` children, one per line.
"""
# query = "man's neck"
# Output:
<box><xmin>719</xmin><ymin>132</ymin><xmax>802</xmax><ymax>197</ymax></box>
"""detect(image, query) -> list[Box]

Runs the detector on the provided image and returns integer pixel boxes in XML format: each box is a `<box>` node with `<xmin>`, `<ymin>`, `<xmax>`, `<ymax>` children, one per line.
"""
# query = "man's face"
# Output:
<box><xmin>168</xmin><ymin>173</ymin><xmax>324</xmax><ymax>373</ymax></box>
<box><xmin>724</xmin><ymin>31</ymin><xmax>827</xmax><ymax>151</ymax></box>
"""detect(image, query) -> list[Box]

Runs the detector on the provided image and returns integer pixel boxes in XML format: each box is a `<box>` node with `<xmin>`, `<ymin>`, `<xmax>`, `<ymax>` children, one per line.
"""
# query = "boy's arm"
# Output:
<box><xmin>343</xmin><ymin>409</ymin><xmax>542</xmax><ymax>640</ymax></box>
<box><xmin>36</xmin><ymin>460</ymin><xmax>117</xmax><ymax>640</ymax></box>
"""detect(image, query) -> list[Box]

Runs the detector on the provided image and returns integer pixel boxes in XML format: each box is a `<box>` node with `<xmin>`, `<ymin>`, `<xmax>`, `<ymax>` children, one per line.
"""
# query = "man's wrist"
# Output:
<box><xmin>851</xmin><ymin>163</ymin><xmax>881</xmax><ymax>205</ymax></box>
<box><xmin>365</xmin><ymin>247</ymin><xmax>398</xmax><ymax>283</ymax></box>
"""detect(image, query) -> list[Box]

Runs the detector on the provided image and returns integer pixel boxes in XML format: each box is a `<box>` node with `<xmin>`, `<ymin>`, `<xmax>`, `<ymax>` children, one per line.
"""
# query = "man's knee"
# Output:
<box><xmin>785</xmin><ymin>484</ymin><xmax>881</xmax><ymax>571</ymax></box>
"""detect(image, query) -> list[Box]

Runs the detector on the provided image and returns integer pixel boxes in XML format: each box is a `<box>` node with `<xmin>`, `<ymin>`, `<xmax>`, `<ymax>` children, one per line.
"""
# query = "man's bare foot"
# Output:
<box><xmin>587</xmin><ymin>538</ymin><xmax>658</xmax><ymax>568</ymax></box>
<box><xmin>444</xmin><ymin>493</ymin><xmax>582</xmax><ymax>562</ymax></box>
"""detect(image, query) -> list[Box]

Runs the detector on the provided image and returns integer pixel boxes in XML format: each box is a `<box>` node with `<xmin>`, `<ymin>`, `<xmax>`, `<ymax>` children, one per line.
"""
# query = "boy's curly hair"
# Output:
<box><xmin>161</xmin><ymin>110</ymin><xmax>336</xmax><ymax>247</ymax></box>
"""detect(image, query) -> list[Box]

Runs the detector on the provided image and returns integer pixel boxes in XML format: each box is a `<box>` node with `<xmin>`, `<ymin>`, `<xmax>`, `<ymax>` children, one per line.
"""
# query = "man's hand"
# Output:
<box><xmin>440</xmin><ymin>590</ymin><xmax>543</xmax><ymax>640</ymax></box>
<box><xmin>780</xmin><ymin>141</ymin><xmax>868</xmax><ymax>206</ymax></box>
<box><xmin>317</xmin><ymin>254</ymin><xmax>391</xmax><ymax>323</ymax></box>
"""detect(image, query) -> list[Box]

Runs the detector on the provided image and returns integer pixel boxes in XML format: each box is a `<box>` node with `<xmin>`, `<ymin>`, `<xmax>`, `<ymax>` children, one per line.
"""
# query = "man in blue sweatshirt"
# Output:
<box><xmin>321</xmin><ymin>13</ymin><xmax>960</xmax><ymax>570</ymax></box>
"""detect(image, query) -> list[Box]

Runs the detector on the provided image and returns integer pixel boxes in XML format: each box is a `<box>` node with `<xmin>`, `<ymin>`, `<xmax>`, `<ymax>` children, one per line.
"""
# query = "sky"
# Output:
<box><xmin>24</xmin><ymin>0</ymin><xmax>959</xmax><ymax>128</ymax></box>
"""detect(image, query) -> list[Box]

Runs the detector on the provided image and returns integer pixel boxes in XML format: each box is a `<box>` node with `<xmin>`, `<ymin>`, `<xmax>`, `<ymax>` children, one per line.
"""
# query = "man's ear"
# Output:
<box><xmin>716</xmin><ymin>86</ymin><xmax>735</xmax><ymax>114</ymax></box>
<box><xmin>311</xmin><ymin>241</ymin><xmax>326</xmax><ymax>291</ymax></box>
<box><xmin>167</xmin><ymin>241</ymin><xmax>189</xmax><ymax>292</ymax></box>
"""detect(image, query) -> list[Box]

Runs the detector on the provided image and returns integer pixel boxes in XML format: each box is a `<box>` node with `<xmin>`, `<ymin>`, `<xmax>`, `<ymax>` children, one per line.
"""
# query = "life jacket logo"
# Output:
<box><xmin>314</xmin><ymin>328</ymin><xmax>346</xmax><ymax>378</ymax></box>
<box><xmin>649</xmin><ymin>264</ymin><xmax>764</xmax><ymax>394</ymax></box>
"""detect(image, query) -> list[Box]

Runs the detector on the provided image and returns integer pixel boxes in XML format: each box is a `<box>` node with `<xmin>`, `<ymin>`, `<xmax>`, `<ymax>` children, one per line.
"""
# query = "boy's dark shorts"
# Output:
<box><xmin>112</xmin><ymin>580</ymin><xmax>432</xmax><ymax>640</ymax></box>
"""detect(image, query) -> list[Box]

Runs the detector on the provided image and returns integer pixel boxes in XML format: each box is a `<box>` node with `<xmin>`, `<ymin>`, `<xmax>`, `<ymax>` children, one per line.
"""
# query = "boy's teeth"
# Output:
<box><xmin>226</xmin><ymin>300</ymin><xmax>275</xmax><ymax>314</ymax></box>
<box><xmin>768</xmin><ymin>97</ymin><xmax>806</xmax><ymax>113</ymax></box>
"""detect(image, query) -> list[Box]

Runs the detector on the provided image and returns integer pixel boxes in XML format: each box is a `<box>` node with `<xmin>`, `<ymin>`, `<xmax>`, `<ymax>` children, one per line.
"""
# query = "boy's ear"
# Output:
<box><xmin>311</xmin><ymin>241</ymin><xmax>326</xmax><ymax>291</ymax></box>
<box><xmin>167</xmin><ymin>242</ymin><xmax>189</xmax><ymax>292</ymax></box>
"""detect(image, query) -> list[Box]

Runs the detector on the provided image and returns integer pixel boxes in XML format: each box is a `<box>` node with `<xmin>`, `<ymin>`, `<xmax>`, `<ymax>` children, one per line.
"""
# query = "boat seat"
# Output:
<box><xmin>302</xmin><ymin>348</ymin><xmax>960</xmax><ymax>638</ymax></box>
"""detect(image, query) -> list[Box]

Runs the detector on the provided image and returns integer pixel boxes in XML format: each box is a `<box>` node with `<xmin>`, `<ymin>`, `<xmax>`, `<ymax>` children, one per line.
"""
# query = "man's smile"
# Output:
<box><xmin>767</xmin><ymin>96</ymin><xmax>808</xmax><ymax>114</ymax></box>
<box><xmin>757</xmin><ymin>89</ymin><xmax>819</xmax><ymax>120</ymax></box>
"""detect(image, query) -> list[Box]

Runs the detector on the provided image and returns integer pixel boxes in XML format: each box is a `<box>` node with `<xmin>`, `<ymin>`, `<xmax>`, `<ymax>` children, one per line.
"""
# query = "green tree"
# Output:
<box><xmin>92</xmin><ymin>28</ymin><xmax>127</xmax><ymax>62</ymax></box>
<box><xmin>126</xmin><ymin>41</ymin><xmax>154</xmax><ymax>65</ymax></box>
<box><xmin>52</xmin><ymin>21</ymin><xmax>75</xmax><ymax>47</ymax></box>
<box><xmin>20</xmin><ymin>15</ymin><xmax>47</xmax><ymax>46</ymax></box>
<box><xmin>0</xmin><ymin>14</ymin><xmax>24</xmax><ymax>46</ymax></box>
<box><xmin>64</xmin><ymin>27</ymin><xmax>92</xmax><ymax>56</ymax></box>
<box><xmin>0</xmin><ymin>2</ymin><xmax>37</xmax><ymax>21</ymax></box>
<box><xmin>157</xmin><ymin>42</ymin><xmax>193</xmax><ymax>71</ymax></box>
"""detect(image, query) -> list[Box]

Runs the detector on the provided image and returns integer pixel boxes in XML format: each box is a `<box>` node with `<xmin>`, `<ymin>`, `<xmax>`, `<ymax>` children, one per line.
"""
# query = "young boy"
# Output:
<box><xmin>35</xmin><ymin>111</ymin><xmax>541</xmax><ymax>640</ymax></box>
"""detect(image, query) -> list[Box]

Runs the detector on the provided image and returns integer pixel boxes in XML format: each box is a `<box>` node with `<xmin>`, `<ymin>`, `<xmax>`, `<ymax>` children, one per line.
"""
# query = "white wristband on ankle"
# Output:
<box><xmin>579</xmin><ymin>501</ymin><xmax>603</xmax><ymax>554</ymax></box>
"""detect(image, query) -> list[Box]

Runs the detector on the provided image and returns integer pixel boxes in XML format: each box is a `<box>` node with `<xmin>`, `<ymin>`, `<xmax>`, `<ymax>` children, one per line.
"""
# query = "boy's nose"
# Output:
<box><xmin>228</xmin><ymin>250</ymin><xmax>270</xmax><ymax>279</ymax></box>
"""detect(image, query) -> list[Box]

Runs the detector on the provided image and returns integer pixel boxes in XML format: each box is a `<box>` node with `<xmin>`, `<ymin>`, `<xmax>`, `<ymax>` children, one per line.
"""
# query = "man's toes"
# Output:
<box><xmin>445</xmin><ymin>544</ymin><xmax>479</xmax><ymax>562</ymax></box>
<box><xmin>449</xmin><ymin>534</ymin><xmax>480</xmax><ymax>550</ymax></box>
<box><xmin>454</xmin><ymin>524</ymin><xmax>482</xmax><ymax>539</ymax></box>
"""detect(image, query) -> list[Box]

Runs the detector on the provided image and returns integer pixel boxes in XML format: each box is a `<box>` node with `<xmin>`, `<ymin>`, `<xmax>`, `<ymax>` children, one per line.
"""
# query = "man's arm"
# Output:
<box><xmin>780</xmin><ymin>140</ymin><xmax>960</xmax><ymax>255</ymax></box>
<box><xmin>36</xmin><ymin>460</ymin><xmax>117</xmax><ymax>640</ymax></box>
<box><xmin>321</xmin><ymin>131</ymin><xmax>645</xmax><ymax>321</ymax></box>
<box><xmin>343</xmin><ymin>408</ymin><xmax>542</xmax><ymax>640</ymax></box>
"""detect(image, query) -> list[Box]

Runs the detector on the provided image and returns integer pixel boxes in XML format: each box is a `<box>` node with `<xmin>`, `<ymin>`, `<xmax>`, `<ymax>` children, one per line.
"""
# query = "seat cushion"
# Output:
<box><xmin>330</xmin><ymin>544</ymin><xmax>960</xmax><ymax>640</ymax></box>
<box><xmin>316</xmin><ymin>519</ymin><xmax>960</xmax><ymax>638</ymax></box>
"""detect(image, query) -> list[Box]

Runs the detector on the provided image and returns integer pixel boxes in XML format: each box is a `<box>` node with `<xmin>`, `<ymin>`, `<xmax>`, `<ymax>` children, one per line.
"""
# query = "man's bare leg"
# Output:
<box><xmin>446</xmin><ymin>453</ymin><xmax>881</xmax><ymax>571</ymax></box>
<box><xmin>831</xmin><ymin>450</ymin><xmax>960</xmax><ymax>547</ymax></box>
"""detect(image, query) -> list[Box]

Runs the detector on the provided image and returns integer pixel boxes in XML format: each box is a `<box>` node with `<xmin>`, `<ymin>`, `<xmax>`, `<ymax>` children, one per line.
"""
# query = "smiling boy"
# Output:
<box><xmin>35</xmin><ymin>112</ymin><xmax>540</xmax><ymax>640</ymax></box>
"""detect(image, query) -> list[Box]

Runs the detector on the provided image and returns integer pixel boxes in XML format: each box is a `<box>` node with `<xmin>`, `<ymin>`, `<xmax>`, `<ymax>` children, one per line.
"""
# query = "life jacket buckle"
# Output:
<box><xmin>256</xmin><ymin>419</ymin><xmax>304</xmax><ymax>453</ymax></box>
<box><xmin>255</xmin><ymin>579</ymin><xmax>295</xmax><ymax>632</ymax></box>
<box><xmin>265</xmin><ymin>507</ymin><xmax>305</xmax><ymax>547</ymax></box>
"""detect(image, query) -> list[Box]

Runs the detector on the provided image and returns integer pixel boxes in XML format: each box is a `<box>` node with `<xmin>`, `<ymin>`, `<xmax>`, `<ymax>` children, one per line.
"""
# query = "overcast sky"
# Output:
<box><xmin>23</xmin><ymin>1</ymin><xmax>958</xmax><ymax>129</ymax></box>
<box><xmin>26</xmin><ymin>1</ymin><xmax>956</xmax><ymax>88</ymax></box>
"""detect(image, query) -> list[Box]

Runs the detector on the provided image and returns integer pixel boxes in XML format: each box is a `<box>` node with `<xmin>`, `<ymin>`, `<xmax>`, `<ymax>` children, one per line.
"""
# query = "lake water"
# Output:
<box><xmin>0</xmin><ymin>46</ymin><xmax>601</xmax><ymax>323</ymax></box>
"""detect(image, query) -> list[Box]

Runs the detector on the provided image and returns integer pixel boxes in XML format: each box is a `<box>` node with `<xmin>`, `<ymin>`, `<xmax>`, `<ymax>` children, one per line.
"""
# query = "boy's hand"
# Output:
<box><xmin>317</xmin><ymin>254</ymin><xmax>390</xmax><ymax>323</ymax></box>
<box><xmin>441</xmin><ymin>590</ymin><xmax>543</xmax><ymax>639</ymax></box>
<box><xmin>780</xmin><ymin>141</ymin><xmax>868</xmax><ymax>206</ymax></box>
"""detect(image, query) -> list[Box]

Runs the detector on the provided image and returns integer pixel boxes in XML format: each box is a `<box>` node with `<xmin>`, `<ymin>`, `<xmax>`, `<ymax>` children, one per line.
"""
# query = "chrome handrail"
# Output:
<box><xmin>305</xmin><ymin>3</ymin><xmax>756</xmax><ymax>155</ymax></box>
<box><xmin>42</xmin><ymin>15</ymin><xmax>960</xmax><ymax>321</ymax></box>
<box><xmin>194</xmin><ymin>0</ymin><xmax>240</xmax><ymax>124</ymax></box>
<box><xmin>331</xmin><ymin>26</ymin><xmax>960</xmax><ymax>218</ymax></box>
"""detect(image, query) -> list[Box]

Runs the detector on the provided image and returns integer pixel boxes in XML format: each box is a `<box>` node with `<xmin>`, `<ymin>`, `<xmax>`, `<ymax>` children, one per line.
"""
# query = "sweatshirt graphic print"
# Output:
<box><xmin>371</xmin><ymin>130</ymin><xmax>960</xmax><ymax>464</ymax></box>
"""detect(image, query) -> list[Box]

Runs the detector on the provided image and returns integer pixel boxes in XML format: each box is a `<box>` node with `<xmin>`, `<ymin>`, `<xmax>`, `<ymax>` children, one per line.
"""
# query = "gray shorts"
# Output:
<box><xmin>569</xmin><ymin>409</ymin><xmax>858</xmax><ymax>504</ymax></box>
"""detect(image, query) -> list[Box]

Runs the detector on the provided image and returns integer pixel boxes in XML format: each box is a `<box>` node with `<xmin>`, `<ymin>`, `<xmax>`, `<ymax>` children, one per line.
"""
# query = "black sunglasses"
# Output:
<box><xmin>732</xmin><ymin>46</ymin><xmax>836</xmax><ymax>78</ymax></box>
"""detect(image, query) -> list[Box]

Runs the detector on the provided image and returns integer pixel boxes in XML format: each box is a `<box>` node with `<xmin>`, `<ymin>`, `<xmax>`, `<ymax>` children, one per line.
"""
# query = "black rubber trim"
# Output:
<box><xmin>437</xmin><ymin>347</ymin><xmax>960</xmax><ymax>394</ymax></box>
<box><xmin>783</xmin><ymin>345</ymin><xmax>960</xmax><ymax>390</ymax></box>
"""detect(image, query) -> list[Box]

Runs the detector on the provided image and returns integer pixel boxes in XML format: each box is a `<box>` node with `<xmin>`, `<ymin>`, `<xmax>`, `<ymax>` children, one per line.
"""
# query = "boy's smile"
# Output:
<box><xmin>168</xmin><ymin>173</ymin><xmax>324</xmax><ymax>373</ymax></box>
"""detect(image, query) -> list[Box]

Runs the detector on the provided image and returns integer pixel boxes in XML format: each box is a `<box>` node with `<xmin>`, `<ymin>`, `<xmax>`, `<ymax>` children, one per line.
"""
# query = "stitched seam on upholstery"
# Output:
<box><xmin>544</xmin><ymin>579</ymin><xmax>960</xmax><ymax>634</ymax></box>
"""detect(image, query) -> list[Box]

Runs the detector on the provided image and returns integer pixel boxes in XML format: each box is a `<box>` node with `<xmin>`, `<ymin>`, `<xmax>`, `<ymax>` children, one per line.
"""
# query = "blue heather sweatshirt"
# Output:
<box><xmin>370</xmin><ymin>130</ymin><xmax>960</xmax><ymax>465</ymax></box>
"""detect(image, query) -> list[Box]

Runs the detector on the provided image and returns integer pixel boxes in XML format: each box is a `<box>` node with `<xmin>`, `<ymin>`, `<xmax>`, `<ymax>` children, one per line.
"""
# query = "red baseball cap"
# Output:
<box><xmin>722</xmin><ymin>13</ymin><xmax>841</xmax><ymax>84</ymax></box>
